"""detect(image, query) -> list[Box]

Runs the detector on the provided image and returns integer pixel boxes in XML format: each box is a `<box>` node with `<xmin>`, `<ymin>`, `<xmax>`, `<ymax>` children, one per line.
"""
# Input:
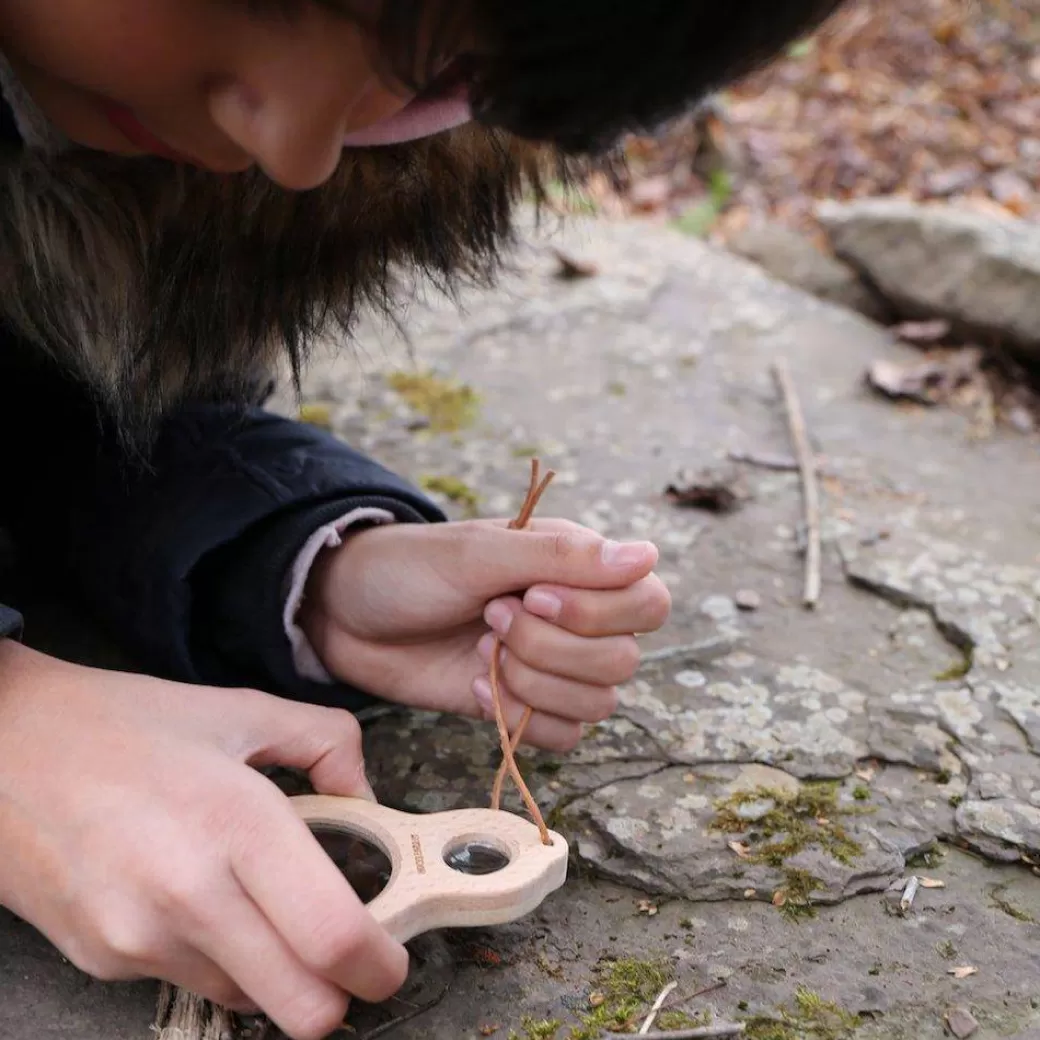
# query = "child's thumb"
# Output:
<box><xmin>462</xmin><ymin>525</ymin><xmax>659</xmax><ymax>602</ymax></box>
<box><xmin>242</xmin><ymin>699</ymin><xmax>378</xmax><ymax>802</ymax></box>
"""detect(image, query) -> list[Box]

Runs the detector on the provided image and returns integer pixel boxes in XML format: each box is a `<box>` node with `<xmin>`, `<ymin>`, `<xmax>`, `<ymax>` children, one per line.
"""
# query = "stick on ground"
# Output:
<box><xmin>640</xmin><ymin>981</ymin><xmax>680</xmax><ymax>1034</ymax></box>
<box><xmin>771</xmin><ymin>359</ymin><xmax>822</xmax><ymax>608</ymax></box>
<box><xmin>605</xmin><ymin>1025</ymin><xmax>746</xmax><ymax>1040</ymax></box>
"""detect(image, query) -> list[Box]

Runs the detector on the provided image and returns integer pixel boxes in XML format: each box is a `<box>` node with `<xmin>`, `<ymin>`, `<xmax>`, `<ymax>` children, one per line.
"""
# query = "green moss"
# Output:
<box><xmin>387</xmin><ymin>370</ymin><xmax>480</xmax><ymax>433</ymax></box>
<box><xmin>949</xmin><ymin>793</ymin><xmax>965</xmax><ymax>808</ymax></box>
<box><xmin>606</xmin><ymin>380</ymin><xmax>627</xmax><ymax>397</ymax></box>
<box><xmin>852</xmin><ymin>786</ymin><xmax>871</xmax><ymax>801</ymax></box>
<box><xmin>656</xmin><ymin>1009</ymin><xmax>710</xmax><ymax>1031</ymax></box>
<box><xmin>568</xmin><ymin>958</ymin><xmax>674</xmax><ymax>1039</ymax></box>
<box><xmin>743</xmin><ymin>987</ymin><xmax>859</xmax><ymax>1040</ymax></box>
<box><xmin>510</xmin><ymin>1019</ymin><xmax>562</xmax><ymax>1040</ymax></box>
<box><xmin>990</xmin><ymin>881</ymin><xmax>1037</xmax><ymax>923</ymax></box>
<box><xmin>936</xmin><ymin>940</ymin><xmax>958</xmax><ymax>961</ymax></box>
<box><xmin>935</xmin><ymin>648</ymin><xmax>973</xmax><ymax>681</ymax></box>
<box><xmin>298</xmin><ymin>403</ymin><xmax>334</xmax><ymax>430</ymax></box>
<box><xmin>906</xmin><ymin>843</ymin><xmax>944</xmax><ymax>870</ymax></box>
<box><xmin>775</xmin><ymin>869</ymin><xmax>825</xmax><ymax>921</ymax></box>
<box><xmin>935</xmin><ymin>768</ymin><xmax>953</xmax><ymax>785</ymax></box>
<box><xmin>418</xmin><ymin>474</ymin><xmax>481</xmax><ymax>517</ymax></box>
<box><xmin>711</xmin><ymin>783</ymin><xmax>868</xmax><ymax>919</ymax></box>
<box><xmin>512</xmin><ymin>443</ymin><xmax>542</xmax><ymax>458</ymax></box>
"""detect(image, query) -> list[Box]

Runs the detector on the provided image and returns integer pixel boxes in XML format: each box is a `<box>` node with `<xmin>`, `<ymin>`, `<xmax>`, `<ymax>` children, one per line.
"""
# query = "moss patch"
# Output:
<box><xmin>990</xmin><ymin>881</ymin><xmax>1037</xmax><ymax>923</ymax></box>
<box><xmin>510</xmin><ymin>1019</ymin><xmax>563</xmax><ymax>1040</ymax></box>
<box><xmin>419</xmin><ymin>474</ymin><xmax>481</xmax><ymax>517</ymax></box>
<box><xmin>935</xmin><ymin>647</ymin><xmax>974</xmax><ymax>681</ymax></box>
<box><xmin>298</xmin><ymin>403</ymin><xmax>334</xmax><ymax>430</ymax></box>
<box><xmin>387</xmin><ymin>370</ymin><xmax>480</xmax><ymax>433</ymax></box>
<box><xmin>711</xmin><ymin>783</ymin><xmax>868</xmax><ymax>920</ymax></box>
<box><xmin>512</xmin><ymin>956</ymin><xmax>704</xmax><ymax>1039</ymax></box>
<box><xmin>743</xmin><ymin>986</ymin><xmax>860</xmax><ymax>1040</ymax></box>
<box><xmin>906</xmin><ymin>843</ymin><xmax>944</xmax><ymax>870</ymax></box>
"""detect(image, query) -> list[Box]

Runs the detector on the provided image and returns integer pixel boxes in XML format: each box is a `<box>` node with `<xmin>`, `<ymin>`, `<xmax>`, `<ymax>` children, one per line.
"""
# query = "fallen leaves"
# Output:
<box><xmin>553</xmin><ymin>249</ymin><xmax>600</xmax><ymax>281</ymax></box>
<box><xmin>582</xmin><ymin>0</ymin><xmax>1038</xmax><ymax>239</ymax></box>
<box><xmin>948</xmin><ymin>966</ymin><xmax>978</xmax><ymax>979</ymax></box>
<box><xmin>665</xmin><ymin>466</ymin><xmax>748</xmax><ymax>514</ymax></box>
<box><xmin>866</xmin><ymin>347</ymin><xmax>985</xmax><ymax>406</ymax></box>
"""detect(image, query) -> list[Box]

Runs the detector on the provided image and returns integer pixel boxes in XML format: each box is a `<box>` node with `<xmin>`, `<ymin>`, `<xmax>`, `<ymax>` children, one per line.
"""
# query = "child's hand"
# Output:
<box><xmin>301</xmin><ymin>519</ymin><xmax>671</xmax><ymax>751</ymax></box>
<box><xmin>0</xmin><ymin>641</ymin><xmax>407</xmax><ymax>1040</ymax></box>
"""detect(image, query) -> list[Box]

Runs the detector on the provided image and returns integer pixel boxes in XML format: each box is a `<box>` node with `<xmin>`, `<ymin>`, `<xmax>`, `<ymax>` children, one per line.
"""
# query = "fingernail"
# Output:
<box><xmin>484</xmin><ymin>601</ymin><xmax>514</xmax><ymax>635</ymax></box>
<box><xmin>355</xmin><ymin>765</ymin><xmax>378</xmax><ymax>804</ymax></box>
<box><xmin>476</xmin><ymin>632</ymin><xmax>497</xmax><ymax>663</ymax></box>
<box><xmin>473</xmin><ymin>676</ymin><xmax>494</xmax><ymax>715</ymax></box>
<box><xmin>525</xmin><ymin>589</ymin><xmax>563</xmax><ymax>621</ymax></box>
<box><xmin>601</xmin><ymin>540</ymin><xmax>654</xmax><ymax>567</ymax></box>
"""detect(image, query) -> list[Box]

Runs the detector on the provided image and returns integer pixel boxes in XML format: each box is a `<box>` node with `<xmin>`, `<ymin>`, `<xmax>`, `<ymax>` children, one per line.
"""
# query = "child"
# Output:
<box><xmin>0</xmin><ymin>2</ymin><xmax>841</xmax><ymax>1038</ymax></box>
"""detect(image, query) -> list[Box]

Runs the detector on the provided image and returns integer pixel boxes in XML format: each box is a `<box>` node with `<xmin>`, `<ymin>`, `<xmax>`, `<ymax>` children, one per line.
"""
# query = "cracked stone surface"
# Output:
<box><xmin>5</xmin><ymin>214</ymin><xmax>1040</xmax><ymax>1039</ymax></box>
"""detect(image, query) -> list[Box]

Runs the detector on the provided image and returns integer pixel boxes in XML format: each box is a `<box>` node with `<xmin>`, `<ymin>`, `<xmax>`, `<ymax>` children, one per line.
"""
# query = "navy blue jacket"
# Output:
<box><xmin>0</xmin><ymin>95</ymin><xmax>445</xmax><ymax>711</ymax></box>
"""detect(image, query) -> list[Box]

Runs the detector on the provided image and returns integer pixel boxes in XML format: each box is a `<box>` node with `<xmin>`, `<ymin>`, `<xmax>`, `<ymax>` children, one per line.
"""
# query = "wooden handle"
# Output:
<box><xmin>290</xmin><ymin>796</ymin><xmax>569</xmax><ymax>945</ymax></box>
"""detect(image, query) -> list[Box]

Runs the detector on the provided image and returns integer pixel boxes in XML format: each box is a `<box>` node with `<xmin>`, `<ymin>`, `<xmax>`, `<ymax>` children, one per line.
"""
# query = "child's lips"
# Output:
<box><xmin>102</xmin><ymin>102</ymin><xmax>200</xmax><ymax>165</ymax></box>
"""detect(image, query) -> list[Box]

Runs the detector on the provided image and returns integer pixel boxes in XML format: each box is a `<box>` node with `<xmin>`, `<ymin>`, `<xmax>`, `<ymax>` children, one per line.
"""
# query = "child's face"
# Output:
<box><xmin>0</xmin><ymin>0</ymin><xmax>472</xmax><ymax>190</ymax></box>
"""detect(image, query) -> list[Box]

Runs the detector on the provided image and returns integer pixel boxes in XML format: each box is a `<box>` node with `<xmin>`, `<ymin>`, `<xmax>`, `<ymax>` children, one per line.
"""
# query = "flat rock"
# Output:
<box><xmin>10</xmin><ymin>212</ymin><xmax>1040</xmax><ymax>1039</ymax></box>
<box><xmin>727</xmin><ymin>222</ymin><xmax>892</xmax><ymax>323</ymax></box>
<box><xmin>819</xmin><ymin>198</ymin><xmax>1040</xmax><ymax>361</ymax></box>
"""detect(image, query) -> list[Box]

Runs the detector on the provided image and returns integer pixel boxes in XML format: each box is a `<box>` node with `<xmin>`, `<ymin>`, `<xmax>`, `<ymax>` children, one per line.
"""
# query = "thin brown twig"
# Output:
<box><xmin>603</xmin><ymin>1025</ymin><xmax>745</xmax><ymax>1040</ymax></box>
<box><xmin>771</xmin><ymin>359</ymin><xmax>822</xmax><ymax>608</ymax></box>
<box><xmin>658</xmin><ymin>980</ymin><xmax>728</xmax><ymax>1015</ymax></box>
<box><xmin>487</xmin><ymin>459</ymin><xmax>556</xmax><ymax>844</ymax></box>
<box><xmin>489</xmin><ymin>469</ymin><xmax>556</xmax><ymax>811</ymax></box>
<box><xmin>640</xmin><ymin>981</ymin><xmax>679</xmax><ymax>1034</ymax></box>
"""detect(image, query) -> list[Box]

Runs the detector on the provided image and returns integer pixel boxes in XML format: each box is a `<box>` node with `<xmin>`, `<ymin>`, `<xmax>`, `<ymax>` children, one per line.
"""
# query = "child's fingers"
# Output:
<box><xmin>437</xmin><ymin>522</ymin><xmax>660</xmax><ymax>600</ymax></box>
<box><xmin>482</xmin><ymin>600</ymin><xmax>641</xmax><ymax>687</ymax></box>
<box><xmin>471</xmin><ymin>675</ymin><xmax>584</xmax><ymax>752</ymax></box>
<box><xmin>476</xmin><ymin>635</ymin><xmax>617</xmax><ymax>723</ymax></box>
<box><xmin>521</xmin><ymin>574</ymin><xmax>671</xmax><ymax>637</ymax></box>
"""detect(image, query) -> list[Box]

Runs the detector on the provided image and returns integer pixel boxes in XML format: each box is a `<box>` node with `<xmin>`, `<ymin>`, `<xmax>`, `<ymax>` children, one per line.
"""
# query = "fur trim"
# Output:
<box><xmin>0</xmin><ymin>130</ymin><xmax>571</xmax><ymax>442</ymax></box>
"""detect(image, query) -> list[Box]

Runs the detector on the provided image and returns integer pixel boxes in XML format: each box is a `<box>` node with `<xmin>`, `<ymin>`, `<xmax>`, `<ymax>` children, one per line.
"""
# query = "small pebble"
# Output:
<box><xmin>945</xmin><ymin>1005</ymin><xmax>979</xmax><ymax>1039</ymax></box>
<box><xmin>735</xmin><ymin>589</ymin><xmax>762</xmax><ymax>611</ymax></box>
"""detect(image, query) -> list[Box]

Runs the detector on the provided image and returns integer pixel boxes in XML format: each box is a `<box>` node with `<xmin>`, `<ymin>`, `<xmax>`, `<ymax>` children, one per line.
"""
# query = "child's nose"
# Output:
<box><xmin>208</xmin><ymin>51</ymin><xmax>410</xmax><ymax>191</ymax></box>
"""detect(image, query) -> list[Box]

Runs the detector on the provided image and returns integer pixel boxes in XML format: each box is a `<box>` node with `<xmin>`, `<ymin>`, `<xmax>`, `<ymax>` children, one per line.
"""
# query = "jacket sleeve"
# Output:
<box><xmin>0</xmin><ymin>603</ymin><xmax>22</xmax><ymax>640</ymax></box>
<box><xmin>3</xmin><ymin>366</ymin><xmax>445</xmax><ymax>710</ymax></box>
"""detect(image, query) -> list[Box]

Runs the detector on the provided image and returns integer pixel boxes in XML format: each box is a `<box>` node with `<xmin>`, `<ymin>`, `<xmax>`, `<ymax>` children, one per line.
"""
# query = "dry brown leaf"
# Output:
<box><xmin>728</xmin><ymin>841</ymin><xmax>753</xmax><ymax>859</ymax></box>
<box><xmin>665</xmin><ymin>466</ymin><xmax>748</xmax><ymax>514</ymax></box>
<box><xmin>582</xmin><ymin>0</ymin><xmax>1039</xmax><ymax>239</ymax></box>
<box><xmin>589</xmin><ymin>992</ymin><xmax>607</xmax><ymax>1009</ymax></box>
<box><xmin>948</xmin><ymin>966</ymin><xmax>978</xmax><ymax>979</ymax></box>
<box><xmin>867</xmin><ymin>348</ymin><xmax>984</xmax><ymax>406</ymax></box>
<box><xmin>553</xmin><ymin>250</ymin><xmax>600</xmax><ymax>281</ymax></box>
<box><xmin>772</xmin><ymin>890</ymin><xmax>788</xmax><ymax>908</ymax></box>
<box><xmin>919</xmin><ymin>877</ymin><xmax>946</xmax><ymax>889</ymax></box>
<box><xmin>637</xmin><ymin>899</ymin><xmax>659</xmax><ymax>916</ymax></box>
<box><xmin>892</xmin><ymin>319</ymin><xmax>952</xmax><ymax>344</ymax></box>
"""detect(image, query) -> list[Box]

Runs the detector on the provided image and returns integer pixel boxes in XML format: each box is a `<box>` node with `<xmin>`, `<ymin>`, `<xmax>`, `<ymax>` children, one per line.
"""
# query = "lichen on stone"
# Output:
<box><xmin>419</xmin><ymin>474</ymin><xmax>481</xmax><ymax>516</ymax></box>
<box><xmin>387</xmin><ymin>370</ymin><xmax>480</xmax><ymax>432</ymax></box>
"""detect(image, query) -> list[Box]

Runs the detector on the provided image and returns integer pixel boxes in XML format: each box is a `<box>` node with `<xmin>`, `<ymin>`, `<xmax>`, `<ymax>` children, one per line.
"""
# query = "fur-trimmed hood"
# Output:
<box><xmin>0</xmin><ymin>78</ymin><xmax>563</xmax><ymax>442</ymax></box>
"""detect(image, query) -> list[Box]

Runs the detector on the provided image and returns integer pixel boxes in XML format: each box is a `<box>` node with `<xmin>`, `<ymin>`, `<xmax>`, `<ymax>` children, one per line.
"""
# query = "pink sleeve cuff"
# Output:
<box><xmin>283</xmin><ymin>508</ymin><xmax>396</xmax><ymax>683</ymax></box>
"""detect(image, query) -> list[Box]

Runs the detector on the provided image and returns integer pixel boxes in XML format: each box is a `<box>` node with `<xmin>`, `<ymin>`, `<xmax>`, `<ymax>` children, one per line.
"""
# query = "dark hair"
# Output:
<box><xmin>374</xmin><ymin>0</ymin><xmax>846</xmax><ymax>153</ymax></box>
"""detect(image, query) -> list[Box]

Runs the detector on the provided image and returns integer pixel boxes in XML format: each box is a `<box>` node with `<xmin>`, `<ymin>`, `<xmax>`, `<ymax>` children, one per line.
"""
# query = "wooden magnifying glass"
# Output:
<box><xmin>292</xmin><ymin>796</ymin><xmax>570</xmax><ymax>944</ymax></box>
